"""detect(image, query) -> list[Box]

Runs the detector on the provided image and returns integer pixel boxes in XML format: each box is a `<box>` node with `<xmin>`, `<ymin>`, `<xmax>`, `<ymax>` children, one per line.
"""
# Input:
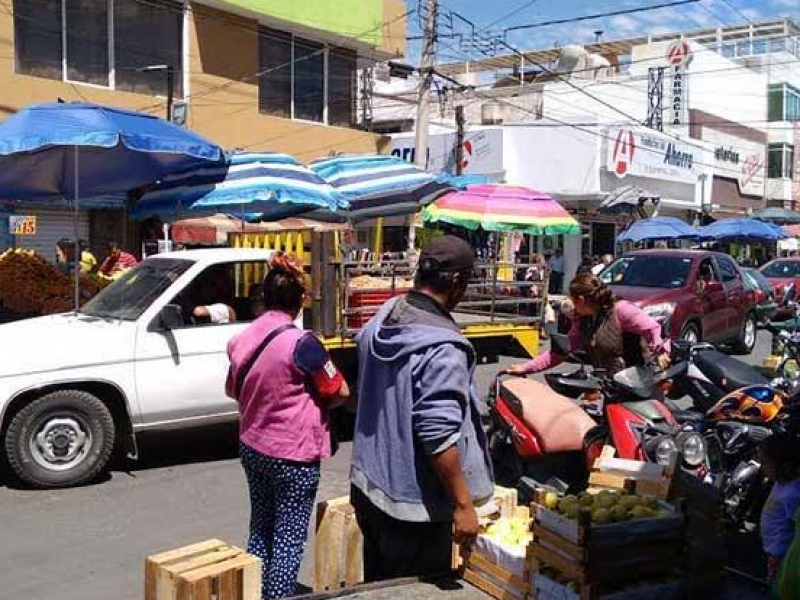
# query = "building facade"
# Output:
<box><xmin>2</xmin><ymin>0</ymin><xmax>406</xmax><ymax>256</ymax></box>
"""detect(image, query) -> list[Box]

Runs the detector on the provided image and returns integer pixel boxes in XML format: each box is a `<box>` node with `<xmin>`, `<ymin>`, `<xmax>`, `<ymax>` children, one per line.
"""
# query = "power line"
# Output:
<box><xmin>503</xmin><ymin>0</ymin><xmax>700</xmax><ymax>37</ymax></box>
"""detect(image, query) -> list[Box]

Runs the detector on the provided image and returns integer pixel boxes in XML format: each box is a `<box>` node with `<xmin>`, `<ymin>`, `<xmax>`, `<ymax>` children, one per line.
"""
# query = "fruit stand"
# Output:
<box><xmin>0</xmin><ymin>248</ymin><xmax>111</xmax><ymax>321</ymax></box>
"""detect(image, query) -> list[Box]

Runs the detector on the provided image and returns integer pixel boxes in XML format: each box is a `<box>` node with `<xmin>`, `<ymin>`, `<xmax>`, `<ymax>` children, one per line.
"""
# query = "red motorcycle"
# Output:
<box><xmin>488</xmin><ymin>335</ymin><xmax>702</xmax><ymax>493</ymax></box>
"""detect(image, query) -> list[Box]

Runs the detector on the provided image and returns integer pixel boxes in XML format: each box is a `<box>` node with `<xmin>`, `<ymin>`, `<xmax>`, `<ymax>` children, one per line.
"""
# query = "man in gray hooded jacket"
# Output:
<box><xmin>350</xmin><ymin>235</ymin><xmax>494</xmax><ymax>582</ymax></box>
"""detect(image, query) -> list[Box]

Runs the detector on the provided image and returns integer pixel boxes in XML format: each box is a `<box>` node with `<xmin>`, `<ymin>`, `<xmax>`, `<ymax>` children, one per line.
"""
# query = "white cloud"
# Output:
<box><xmin>771</xmin><ymin>0</ymin><xmax>798</xmax><ymax>8</ymax></box>
<box><xmin>609</xmin><ymin>14</ymin><xmax>642</xmax><ymax>34</ymax></box>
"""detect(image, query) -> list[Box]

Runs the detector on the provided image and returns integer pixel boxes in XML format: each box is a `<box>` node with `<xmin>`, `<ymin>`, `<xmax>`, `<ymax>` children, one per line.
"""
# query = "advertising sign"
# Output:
<box><xmin>391</xmin><ymin>129</ymin><xmax>504</xmax><ymax>177</ymax></box>
<box><xmin>9</xmin><ymin>215</ymin><xmax>36</xmax><ymax>236</ymax></box>
<box><xmin>607</xmin><ymin>127</ymin><xmax>700</xmax><ymax>184</ymax></box>
<box><xmin>666</xmin><ymin>40</ymin><xmax>692</xmax><ymax>126</ymax></box>
<box><xmin>703</xmin><ymin>127</ymin><xmax>765</xmax><ymax>197</ymax></box>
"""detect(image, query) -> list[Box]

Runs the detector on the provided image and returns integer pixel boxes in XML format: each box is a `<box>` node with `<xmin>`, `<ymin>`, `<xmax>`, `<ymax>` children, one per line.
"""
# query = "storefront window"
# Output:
<box><xmin>768</xmin><ymin>143</ymin><xmax>795</xmax><ymax>179</ymax></box>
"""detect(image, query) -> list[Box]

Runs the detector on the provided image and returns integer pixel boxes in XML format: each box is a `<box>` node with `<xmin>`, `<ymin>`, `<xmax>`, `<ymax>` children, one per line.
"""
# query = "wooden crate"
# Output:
<box><xmin>313</xmin><ymin>496</ymin><xmax>363</xmax><ymax>592</ymax></box>
<box><xmin>454</xmin><ymin>503</ymin><xmax>534</xmax><ymax>600</ymax></box>
<box><xmin>532</xmin><ymin>570</ymin><xmax>683</xmax><ymax>600</ymax></box>
<box><xmin>144</xmin><ymin>539</ymin><xmax>261</xmax><ymax>600</ymax></box>
<box><xmin>587</xmin><ymin>446</ymin><xmax>675</xmax><ymax>500</ymax></box>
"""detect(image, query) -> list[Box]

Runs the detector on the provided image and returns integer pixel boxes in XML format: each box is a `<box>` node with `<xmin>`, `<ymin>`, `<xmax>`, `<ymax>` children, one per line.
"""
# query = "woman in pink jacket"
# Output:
<box><xmin>506</xmin><ymin>272</ymin><xmax>669</xmax><ymax>376</ymax></box>
<box><xmin>226</xmin><ymin>254</ymin><xmax>349</xmax><ymax>599</ymax></box>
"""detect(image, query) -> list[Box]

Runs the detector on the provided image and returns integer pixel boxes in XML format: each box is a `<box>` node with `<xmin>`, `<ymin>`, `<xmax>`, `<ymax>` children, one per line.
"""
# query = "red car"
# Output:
<box><xmin>760</xmin><ymin>259</ymin><xmax>800</xmax><ymax>306</ymax></box>
<box><xmin>600</xmin><ymin>250</ymin><xmax>759</xmax><ymax>353</ymax></box>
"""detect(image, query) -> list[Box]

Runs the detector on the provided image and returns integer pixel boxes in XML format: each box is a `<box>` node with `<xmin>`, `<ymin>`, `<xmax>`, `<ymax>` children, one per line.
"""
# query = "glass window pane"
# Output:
<box><xmin>258</xmin><ymin>27</ymin><xmax>291</xmax><ymax>119</ymax></box>
<box><xmin>753</xmin><ymin>39</ymin><xmax>767</xmax><ymax>55</ymax></box>
<box><xmin>328</xmin><ymin>46</ymin><xmax>356</xmax><ymax>127</ymax></box>
<box><xmin>721</xmin><ymin>43</ymin><xmax>735</xmax><ymax>58</ymax></box>
<box><xmin>293</xmin><ymin>38</ymin><xmax>324</xmax><ymax>123</ymax></box>
<box><xmin>13</xmin><ymin>0</ymin><xmax>62</xmax><ymax>80</ymax></box>
<box><xmin>768</xmin><ymin>144</ymin><xmax>785</xmax><ymax>179</ymax></box>
<box><xmin>735</xmin><ymin>39</ymin><xmax>751</xmax><ymax>57</ymax></box>
<box><xmin>65</xmin><ymin>0</ymin><xmax>109</xmax><ymax>86</ymax></box>
<box><xmin>769</xmin><ymin>85</ymin><xmax>785</xmax><ymax>122</ymax></box>
<box><xmin>114</xmin><ymin>0</ymin><xmax>183</xmax><ymax>97</ymax></box>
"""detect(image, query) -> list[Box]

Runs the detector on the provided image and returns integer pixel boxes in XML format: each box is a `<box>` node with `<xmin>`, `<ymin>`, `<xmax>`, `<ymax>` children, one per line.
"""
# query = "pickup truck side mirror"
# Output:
<box><xmin>158</xmin><ymin>304</ymin><xmax>185</xmax><ymax>330</ymax></box>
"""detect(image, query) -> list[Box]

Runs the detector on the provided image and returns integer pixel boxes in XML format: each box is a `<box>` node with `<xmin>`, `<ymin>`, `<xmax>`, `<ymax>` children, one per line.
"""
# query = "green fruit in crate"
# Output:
<box><xmin>643</xmin><ymin>496</ymin><xmax>659</xmax><ymax>510</ymax></box>
<box><xmin>594</xmin><ymin>491</ymin><xmax>617</xmax><ymax>509</ymax></box>
<box><xmin>629</xmin><ymin>506</ymin><xmax>655</xmax><ymax>520</ymax></box>
<box><xmin>610</xmin><ymin>505</ymin><xmax>629</xmax><ymax>522</ymax></box>
<box><xmin>563</xmin><ymin>504</ymin><xmax>580</xmax><ymax>520</ymax></box>
<box><xmin>591</xmin><ymin>508</ymin><xmax>612</xmax><ymax>524</ymax></box>
<box><xmin>577</xmin><ymin>492</ymin><xmax>594</xmax><ymax>507</ymax></box>
<box><xmin>619</xmin><ymin>495</ymin><xmax>639</xmax><ymax>510</ymax></box>
<box><xmin>558</xmin><ymin>497</ymin><xmax>577</xmax><ymax>513</ymax></box>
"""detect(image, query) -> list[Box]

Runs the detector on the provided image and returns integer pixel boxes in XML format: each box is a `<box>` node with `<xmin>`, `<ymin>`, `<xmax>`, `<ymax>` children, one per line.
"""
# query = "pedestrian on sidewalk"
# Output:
<box><xmin>226</xmin><ymin>253</ymin><xmax>350</xmax><ymax>599</ymax></box>
<box><xmin>351</xmin><ymin>235</ymin><xmax>495</xmax><ymax>582</ymax></box>
<box><xmin>548</xmin><ymin>247</ymin><xmax>565</xmax><ymax>294</ymax></box>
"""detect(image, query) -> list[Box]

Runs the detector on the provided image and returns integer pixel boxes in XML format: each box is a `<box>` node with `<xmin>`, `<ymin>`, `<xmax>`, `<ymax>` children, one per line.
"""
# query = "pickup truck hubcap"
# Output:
<box><xmin>31</xmin><ymin>417</ymin><xmax>91</xmax><ymax>471</ymax></box>
<box><xmin>744</xmin><ymin>319</ymin><xmax>756</xmax><ymax>349</ymax></box>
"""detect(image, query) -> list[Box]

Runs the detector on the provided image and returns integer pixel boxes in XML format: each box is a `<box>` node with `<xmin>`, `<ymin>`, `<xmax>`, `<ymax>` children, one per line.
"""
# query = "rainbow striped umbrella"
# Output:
<box><xmin>421</xmin><ymin>185</ymin><xmax>580</xmax><ymax>235</ymax></box>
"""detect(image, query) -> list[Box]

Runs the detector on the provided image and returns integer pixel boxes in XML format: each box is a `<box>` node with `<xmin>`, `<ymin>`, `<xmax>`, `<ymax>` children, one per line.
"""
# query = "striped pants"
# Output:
<box><xmin>240</xmin><ymin>442</ymin><xmax>320</xmax><ymax>599</ymax></box>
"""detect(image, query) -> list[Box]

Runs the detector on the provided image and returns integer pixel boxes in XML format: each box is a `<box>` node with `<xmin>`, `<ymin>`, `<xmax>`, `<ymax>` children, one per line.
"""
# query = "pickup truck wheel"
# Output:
<box><xmin>4</xmin><ymin>390</ymin><xmax>115</xmax><ymax>488</ymax></box>
<box><xmin>680</xmin><ymin>322</ymin><xmax>701</xmax><ymax>344</ymax></box>
<box><xmin>734</xmin><ymin>313</ymin><xmax>758</xmax><ymax>354</ymax></box>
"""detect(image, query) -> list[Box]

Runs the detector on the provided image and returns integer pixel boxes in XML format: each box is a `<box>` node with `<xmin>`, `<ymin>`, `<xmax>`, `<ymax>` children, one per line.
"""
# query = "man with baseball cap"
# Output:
<box><xmin>350</xmin><ymin>235</ymin><xmax>494</xmax><ymax>581</ymax></box>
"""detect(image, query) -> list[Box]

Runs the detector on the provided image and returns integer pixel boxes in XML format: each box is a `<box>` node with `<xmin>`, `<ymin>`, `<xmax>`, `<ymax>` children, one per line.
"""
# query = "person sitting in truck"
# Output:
<box><xmin>226</xmin><ymin>253</ymin><xmax>349</xmax><ymax>599</ymax></box>
<box><xmin>350</xmin><ymin>234</ymin><xmax>494</xmax><ymax>583</ymax></box>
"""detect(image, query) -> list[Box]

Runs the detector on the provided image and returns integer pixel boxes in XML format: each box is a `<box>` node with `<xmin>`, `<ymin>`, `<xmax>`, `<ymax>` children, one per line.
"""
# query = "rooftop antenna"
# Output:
<box><xmin>594</xmin><ymin>30</ymin><xmax>604</xmax><ymax>42</ymax></box>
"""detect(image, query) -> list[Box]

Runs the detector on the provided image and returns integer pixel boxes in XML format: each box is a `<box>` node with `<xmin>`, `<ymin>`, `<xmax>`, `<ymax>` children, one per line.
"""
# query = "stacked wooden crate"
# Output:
<box><xmin>529</xmin><ymin>449</ymin><xmax>683</xmax><ymax>600</ymax></box>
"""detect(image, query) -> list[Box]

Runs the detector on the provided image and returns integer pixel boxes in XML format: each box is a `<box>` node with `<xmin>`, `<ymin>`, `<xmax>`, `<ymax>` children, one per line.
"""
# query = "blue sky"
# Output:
<box><xmin>405</xmin><ymin>0</ymin><xmax>800</xmax><ymax>57</ymax></box>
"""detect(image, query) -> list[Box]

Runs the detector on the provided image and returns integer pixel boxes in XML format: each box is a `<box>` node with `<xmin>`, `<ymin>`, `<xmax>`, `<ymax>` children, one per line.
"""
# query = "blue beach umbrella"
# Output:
<box><xmin>617</xmin><ymin>217</ymin><xmax>699</xmax><ymax>243</ymax></box>
<box><xmin>697</xmin><ymin>218</ymin><xmax>787</xmax><ymax>243</ymax></box>
<box><xmin>131</xmin><ymin>152</ymin><xmax>347</xmax><ymax>220</ymax></box>
<box><xmin>309</xmin><ymin>154</ymin><xmax>453</xmax><ymax>220</ymax></box>
<box><xmin>0</xmin><ymin>101</ymin><xmax>223</xmax><ymax>308</ymax></box>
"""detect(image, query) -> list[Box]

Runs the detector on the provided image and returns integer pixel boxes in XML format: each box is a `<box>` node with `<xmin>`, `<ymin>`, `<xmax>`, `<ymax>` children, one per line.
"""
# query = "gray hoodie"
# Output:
<box><xmin>351</xmin><ymin>294</ymin><xmax>494</xmax><ymax>523</ymax></box>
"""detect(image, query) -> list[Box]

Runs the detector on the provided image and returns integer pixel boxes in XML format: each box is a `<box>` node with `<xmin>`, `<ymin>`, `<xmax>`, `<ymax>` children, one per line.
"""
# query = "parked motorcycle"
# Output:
<box><xmin>487</xmin><ymin>334</ymin><xmax>702</xmax><ymax>494</ymax></box>
<box><xmin>680</xmin><ymin>383</ymin><xmax>799</xmax><ymax>530</ymax></box>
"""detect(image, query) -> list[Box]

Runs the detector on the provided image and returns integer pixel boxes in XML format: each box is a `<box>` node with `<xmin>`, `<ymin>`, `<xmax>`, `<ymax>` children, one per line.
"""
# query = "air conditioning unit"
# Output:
<box><xmin>481</xmin><ymin>102</ymin><xmax>507</xmax><ymax>125</ymax></box>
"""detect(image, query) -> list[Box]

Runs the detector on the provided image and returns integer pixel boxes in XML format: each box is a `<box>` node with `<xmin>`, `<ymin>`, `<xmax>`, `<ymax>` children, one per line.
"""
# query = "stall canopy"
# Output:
<box><xmin>0</xmin><ymin>101</ymin><xmax>223</xmax><ymax>309</ymax></box>
<box><xmin>171</xmin><ymin>214</ymin><xmax>349</xmax><ymax>246</ymax></box>
<box><xmin>754</xmin><ymin>207</ymin><xmax>800</xmax><ymax>225</ymax></box>
<box><xmin>599</xmin><ymin>185</ymin><xmax>660</xmax><ymax>218</ymax></box>
<box><xmin>617</xmin><ymin>217</ymin><xmax>699</xmax><ymax>244</ymax></box>
<box><xmin>698</xmin><ymin>218</ymin><xmax>787</xmax><ymax>242</ymax></box>
<box><xmin>131</xmin><ymin>151</ymin><xmax>345</xmax><ymax>220</ymax></box>
<box><xmin>309</xmin><ymin>154</ymin><xmax>453</xmax><ymax>220</ymax></box>
<box><xmin>421</xmin><ymin>185</ymin><xmax>581</xmax><ymax>235</ymax></box>
<box><xmin>784</xmin><ymin>224</ymin><xmax>800</xmax><ymax>237</ymax></box>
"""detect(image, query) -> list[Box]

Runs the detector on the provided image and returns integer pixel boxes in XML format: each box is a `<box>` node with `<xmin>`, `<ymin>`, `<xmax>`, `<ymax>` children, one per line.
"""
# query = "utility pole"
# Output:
<box><xmin>414</xmin><ymin>0</ymin><xmax>438</xmax><ymax>171</ymax></box>
<box><xmin>454</xmin><ymin>104</ymin><xmax>465</xmax><ymax>175</ymax></box>
<box><xmin>410</xmin><ymin>0</ymin><xmax>438</xmax><ymax>251</ymax></box>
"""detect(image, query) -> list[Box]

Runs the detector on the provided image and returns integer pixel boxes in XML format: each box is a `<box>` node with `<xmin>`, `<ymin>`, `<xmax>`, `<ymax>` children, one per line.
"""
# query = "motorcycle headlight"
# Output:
<box><xmin>677</xmin><ymin>432</ymin><xmax>707</xmax><ymax>468</ymax></box>
<box><xmin>646</xmin><ymin>435</ymin><xmax>678</xmax><ymax>465</ymax></box>
<box><xmin>643</xmin><ymin>302</ymin><xmax>676</xmax><ymax>320</ymax></box>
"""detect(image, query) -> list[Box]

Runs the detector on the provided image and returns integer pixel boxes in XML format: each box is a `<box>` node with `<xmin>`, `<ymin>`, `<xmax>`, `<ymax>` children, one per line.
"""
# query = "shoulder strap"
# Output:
<box><xmin>233</xmin><ymin>323</ymin><xmax>296</xmax><ymax>399</ymax></box>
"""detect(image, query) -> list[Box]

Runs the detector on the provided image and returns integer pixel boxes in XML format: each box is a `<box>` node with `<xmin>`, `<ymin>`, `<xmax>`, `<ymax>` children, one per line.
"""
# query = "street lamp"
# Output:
<box><xmin>138</xmin><ymin>64</ymin><xmax>174</xmax><ymax>121</ymax></box>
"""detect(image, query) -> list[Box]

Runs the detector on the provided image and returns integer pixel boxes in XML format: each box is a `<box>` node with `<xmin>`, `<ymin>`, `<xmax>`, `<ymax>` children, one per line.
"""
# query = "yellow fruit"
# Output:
<box><xmin>592</xmin><ymin>508</ymin><xmax>612</xmax><ymax>524</ymax></box>
<box><xmin>544</xmin><ymin>492</ymin><xmax>559</xmax><ymax>510</ymax></box>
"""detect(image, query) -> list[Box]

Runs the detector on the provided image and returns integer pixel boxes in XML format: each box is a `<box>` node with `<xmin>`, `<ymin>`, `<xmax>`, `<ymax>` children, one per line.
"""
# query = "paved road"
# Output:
<box><xmin>0</xmin><ymin>334</ymin><xmax>776</xmax><ymax>600</ymax></box>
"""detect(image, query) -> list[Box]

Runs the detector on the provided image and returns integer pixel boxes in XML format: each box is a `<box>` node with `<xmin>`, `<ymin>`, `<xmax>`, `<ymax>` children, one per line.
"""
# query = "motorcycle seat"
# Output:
<box><xmin>500</xmin><ymin>378</ymin><xmax>597</xmax><ymax>453</ymax></box>
<box><xmin>694</xmin><ymin>350</ymin><xmax>770</xmax><ymax>391</ymax></box>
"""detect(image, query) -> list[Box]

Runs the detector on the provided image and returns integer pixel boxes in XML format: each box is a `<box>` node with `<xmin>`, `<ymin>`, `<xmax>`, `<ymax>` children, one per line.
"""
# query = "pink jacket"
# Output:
<box><xmin>226</xmin><ymin>310</ymin><xmax>333</xmax><ymax>462</ymax></box>
<box><xmin>521</xmin><ymin>300</ymin><xmax>668</xmax><ymax>374</ymax></box>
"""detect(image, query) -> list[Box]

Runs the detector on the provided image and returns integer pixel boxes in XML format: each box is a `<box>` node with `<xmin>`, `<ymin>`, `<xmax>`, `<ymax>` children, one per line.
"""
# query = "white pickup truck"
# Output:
<box><xmin>0</xmin><ymin>247</ymin><xmax>539</xmax><ymax>488</ymax></box>
<box><xmin>0</xmin><ymin>248</ymin><xmax>286</xmax><ymax>488</ymax></box>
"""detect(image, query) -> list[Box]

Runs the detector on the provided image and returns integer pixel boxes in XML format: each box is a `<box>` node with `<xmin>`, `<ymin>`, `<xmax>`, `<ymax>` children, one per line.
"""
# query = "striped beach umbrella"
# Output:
<box><xmin>421</xmin><ymin>185</ymin><xmax>580</xmax><ymax>235</ymax></box>
<box><xmin>131</xmin><ymin>152</ymin><xmax>346</xmax><ymax>220</ymax></box>
<box><xmin>308</xmin><ymin>154</ymin><xmax>453</xmax><ymax>220</ymax></box>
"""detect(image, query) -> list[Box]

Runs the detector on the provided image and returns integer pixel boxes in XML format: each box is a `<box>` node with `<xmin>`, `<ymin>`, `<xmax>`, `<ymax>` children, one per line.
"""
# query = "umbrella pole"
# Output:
<box><xmin>73</xmin><ymin>145</ymin><xmax>80</xmax><ymax>313</ymax></box>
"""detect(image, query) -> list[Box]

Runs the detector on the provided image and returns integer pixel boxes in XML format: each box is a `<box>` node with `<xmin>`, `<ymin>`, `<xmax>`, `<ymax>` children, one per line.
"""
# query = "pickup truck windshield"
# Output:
<box><xmin>602</xmin><ymin>256</ymin><xmax>693</xmax><ymax>289</ymax></box>
<box><xmin>81</xmin><ymin>258</ymin><xmax>193</xmax><ymax>320</ymax></box>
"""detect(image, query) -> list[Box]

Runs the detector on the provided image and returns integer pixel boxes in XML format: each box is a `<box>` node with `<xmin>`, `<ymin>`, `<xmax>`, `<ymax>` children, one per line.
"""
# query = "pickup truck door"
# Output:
<box><xmin>134</xmin><ymin>321</ymin><xmax>248</xmax><ymax>425</ymax></box>
<box><xmin>133</xmin><ymin>261</ymin><xmax>256</xmax><ymax>427</ymax></box>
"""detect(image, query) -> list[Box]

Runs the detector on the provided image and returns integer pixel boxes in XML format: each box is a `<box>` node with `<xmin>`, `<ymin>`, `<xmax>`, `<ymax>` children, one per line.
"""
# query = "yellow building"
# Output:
<box><xmin>0</xmin><ymin>0</ymin><xmax>406</xmax><ymax>255</ymax></box>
